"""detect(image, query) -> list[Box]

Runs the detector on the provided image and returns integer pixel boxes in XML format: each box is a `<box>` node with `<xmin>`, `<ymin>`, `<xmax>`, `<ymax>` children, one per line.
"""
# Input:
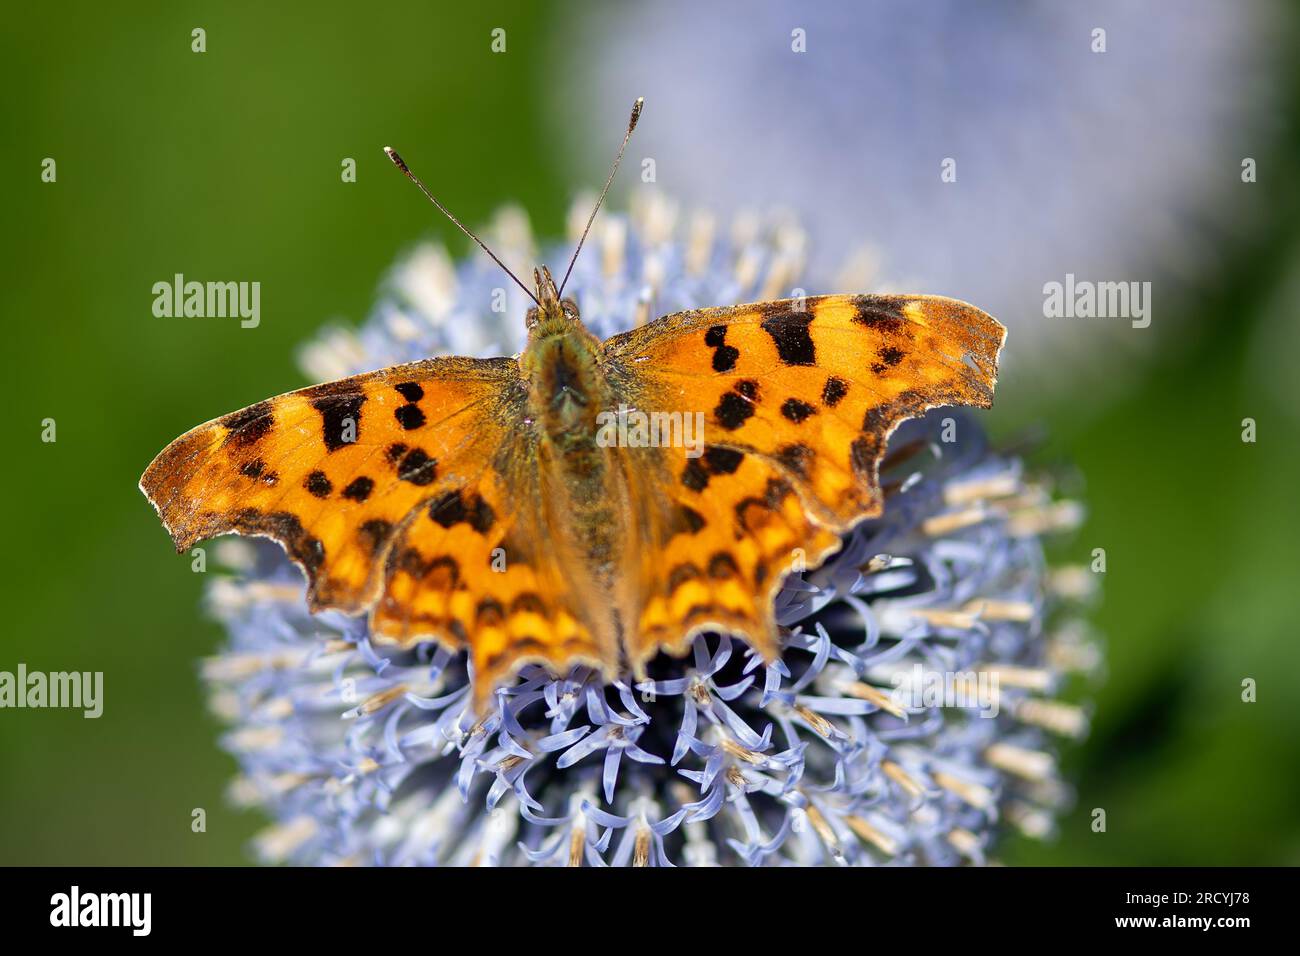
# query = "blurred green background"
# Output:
<box><xmin>1</xmin><ymin>2</ymin><xmax>1296</xmax><ymax>865</ymax></box>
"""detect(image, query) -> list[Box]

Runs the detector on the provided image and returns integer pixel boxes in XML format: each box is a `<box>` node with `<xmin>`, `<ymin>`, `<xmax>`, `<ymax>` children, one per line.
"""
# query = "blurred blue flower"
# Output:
<box><xmin>556</xmin><ymin>0</ymin><xmax>1283</xmax><ymax>403</ymax></box>
<box><xmin>203</xmin><ymin>197</ymin><xmax>1097</xmax><ymax>865</ymax></box>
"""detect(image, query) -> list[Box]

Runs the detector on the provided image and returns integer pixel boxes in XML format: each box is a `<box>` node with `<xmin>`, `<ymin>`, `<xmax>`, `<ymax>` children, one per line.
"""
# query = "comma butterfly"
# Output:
<box><xmin>141</xmin><ymin>100</ymin><xmax>1006</xmax><ymax>708</ymax></box>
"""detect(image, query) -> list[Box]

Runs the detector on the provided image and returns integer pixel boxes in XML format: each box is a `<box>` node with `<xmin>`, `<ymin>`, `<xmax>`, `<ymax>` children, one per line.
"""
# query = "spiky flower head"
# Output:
<box><xmin>204</xmin><ymin>195</ymin><xmax>1098</xmax><ymax>866</ymax></box>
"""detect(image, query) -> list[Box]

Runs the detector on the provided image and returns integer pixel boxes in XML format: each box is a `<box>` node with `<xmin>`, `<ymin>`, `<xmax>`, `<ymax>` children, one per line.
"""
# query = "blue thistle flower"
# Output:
<box><xmin>203</xmin><ymin>195</ymin><xmax>1097</xmax><ymax>866</ymax></box>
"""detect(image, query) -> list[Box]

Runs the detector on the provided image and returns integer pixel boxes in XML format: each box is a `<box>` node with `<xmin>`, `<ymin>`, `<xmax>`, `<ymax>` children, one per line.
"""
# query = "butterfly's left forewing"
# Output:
<box><xmin>141</xmin><ymin>354</ymin><xmax>614</xmax><ymax>707</ymax></box>
<box><xmin>602</xmin><ymin>293</ymin><xmax>1005</xmax><ymax>672</ymax></box>
<box><xmin>141</xmin><ymin>356</ymin><xmax>519</xmax><ymax>614</ymax></box>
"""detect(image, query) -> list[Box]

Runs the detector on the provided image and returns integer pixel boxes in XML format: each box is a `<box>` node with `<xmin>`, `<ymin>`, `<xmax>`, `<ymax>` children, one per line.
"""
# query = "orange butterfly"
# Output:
<box><xmin>140</xmin><ymin>100</ymin><xmax>1005</xmax><ymax>708</ymax></box>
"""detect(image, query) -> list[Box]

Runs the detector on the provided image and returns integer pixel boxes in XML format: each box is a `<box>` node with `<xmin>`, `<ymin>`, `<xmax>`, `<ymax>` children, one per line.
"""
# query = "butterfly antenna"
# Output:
<box><xmin>384</xmin><ymin>146</ymin><xmax>539</xmax><ymax>305</ymax></box>
<box><xmin>557</xmin><ymin>97</ymin><xmax>643</xmax><ymax>297</ymax></box>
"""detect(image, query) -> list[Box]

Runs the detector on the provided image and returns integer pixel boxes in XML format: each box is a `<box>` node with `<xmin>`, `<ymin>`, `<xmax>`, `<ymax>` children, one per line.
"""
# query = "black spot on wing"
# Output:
<box><xmin>681</xmin><ymin>459</ymin><xmax>709</xmax><ymax>492</ymax></box>
<box><xmin>760</xmin><ymin>311</ymin><xmax>816</xmax><ymax>366</ymax></box>
<box><xmin>682</xmin><ymin>445</ymin><xmax>746</xmax><ymax>492</ymax></box>
<box><xmin>715</xmin><ymin>393</ymin><xmax>753</xmax><ymax>431</ymax></box>
<box><xmin>311</xmin><ymin>391</ymin><xmax>366</xmax><ymax>452</ymax></box>
<box><xmin>703</xmin><ymin>446</ymin><xmax>744</xmax><ymax>475</ymax></box>
<box><xmin>429</xmin><ymin>490</ymin><xmax>495</xmax><ymax>533</ymax></box>
<box><xmin>822</xmin><ymin>376</ymin><xmax>849</xmax><ymax>407</ymax></box>
<box><xmin>395</xmin><ymin>404</ymin><xmax>426</xmax><ymax>430</ymax></box>
<box><xmin>853</xmin><ymin>300</ymin><xmax>905</xmax><ymax>334</ymax></box>
<box><xmin>304</xmin><ymin>470</ymin><xmax>332</xmax><ymax>498</ymax></box>
<box><xmin>341</xmin><ymin>476</ymin><xmax>374</xmax><ymax>502</ymax></box>
<box><xmin>704</xmin><ymin>324</ymin><xmax>740</xmax><ymax>373</ymax></box>
<box><xmin>397</xmin><ymin>447</ymin><xmax>437</xmax><ymax>485</ymax></box>
<box><xmin>463</xmin><ymin>495</ymin><xmax>496</xmax><ymax>534</ymax></box>
<box><xmin>429</xmin><ymin>491</ymin><xmax>466</xmax><ymax>528</ymax></box>
<box><xmin>871</xmin><ymin>346</ymin><xmax>907</xmax><ymax>375</ymax></box>
<box><xmin>781</xmin><ymin>398</ymin><xmax>817</xmax><ymax>423</ymax></box>
<box><xmin>394</xmin><ymin>382</ymin><xmax>424</xmax><ymax>402</ymax></box>
<box><xmin>714</xmin><ymin>381</ymin><xmax>759</xmax><ymax>431</ymax></box>
<box><xmin>221</xmin><ymin>401</ymin><xmax>274</xmax><ymax>447</ymax></box>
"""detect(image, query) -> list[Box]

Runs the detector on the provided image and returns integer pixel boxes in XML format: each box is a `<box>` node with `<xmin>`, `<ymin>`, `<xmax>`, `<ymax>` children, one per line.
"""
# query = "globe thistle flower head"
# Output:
<box><xmin>206</xmin><ymin>195</ymin><xmax>1097</xmax><ymax>866</ymax></box>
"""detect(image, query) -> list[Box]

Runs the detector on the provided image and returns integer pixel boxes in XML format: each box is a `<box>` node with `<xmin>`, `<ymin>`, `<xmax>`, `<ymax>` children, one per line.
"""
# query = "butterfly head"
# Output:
<box><xmin>525</xmin><ymin>265</ymin><xmax>583</xmax><ymax>336</ymax></box>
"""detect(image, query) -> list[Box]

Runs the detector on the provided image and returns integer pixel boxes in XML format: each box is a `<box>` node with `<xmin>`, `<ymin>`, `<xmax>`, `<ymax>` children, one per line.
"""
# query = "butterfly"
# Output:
<box><xmin>140</xmin><ymin>100</ymin><xmax>1006</xmax><ymax>709</ymax></box>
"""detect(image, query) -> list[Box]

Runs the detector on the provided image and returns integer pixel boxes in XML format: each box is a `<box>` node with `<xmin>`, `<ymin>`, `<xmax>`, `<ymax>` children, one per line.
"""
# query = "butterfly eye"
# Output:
<box><xmin>560</xmin><ymin>298</ymin><xmax>581</xmax><ymax>320</ymax></box>
<box><xmin>525</xmin><ymin>306</ymin><xmax>541</xmax><ymax>331</ymax></box>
